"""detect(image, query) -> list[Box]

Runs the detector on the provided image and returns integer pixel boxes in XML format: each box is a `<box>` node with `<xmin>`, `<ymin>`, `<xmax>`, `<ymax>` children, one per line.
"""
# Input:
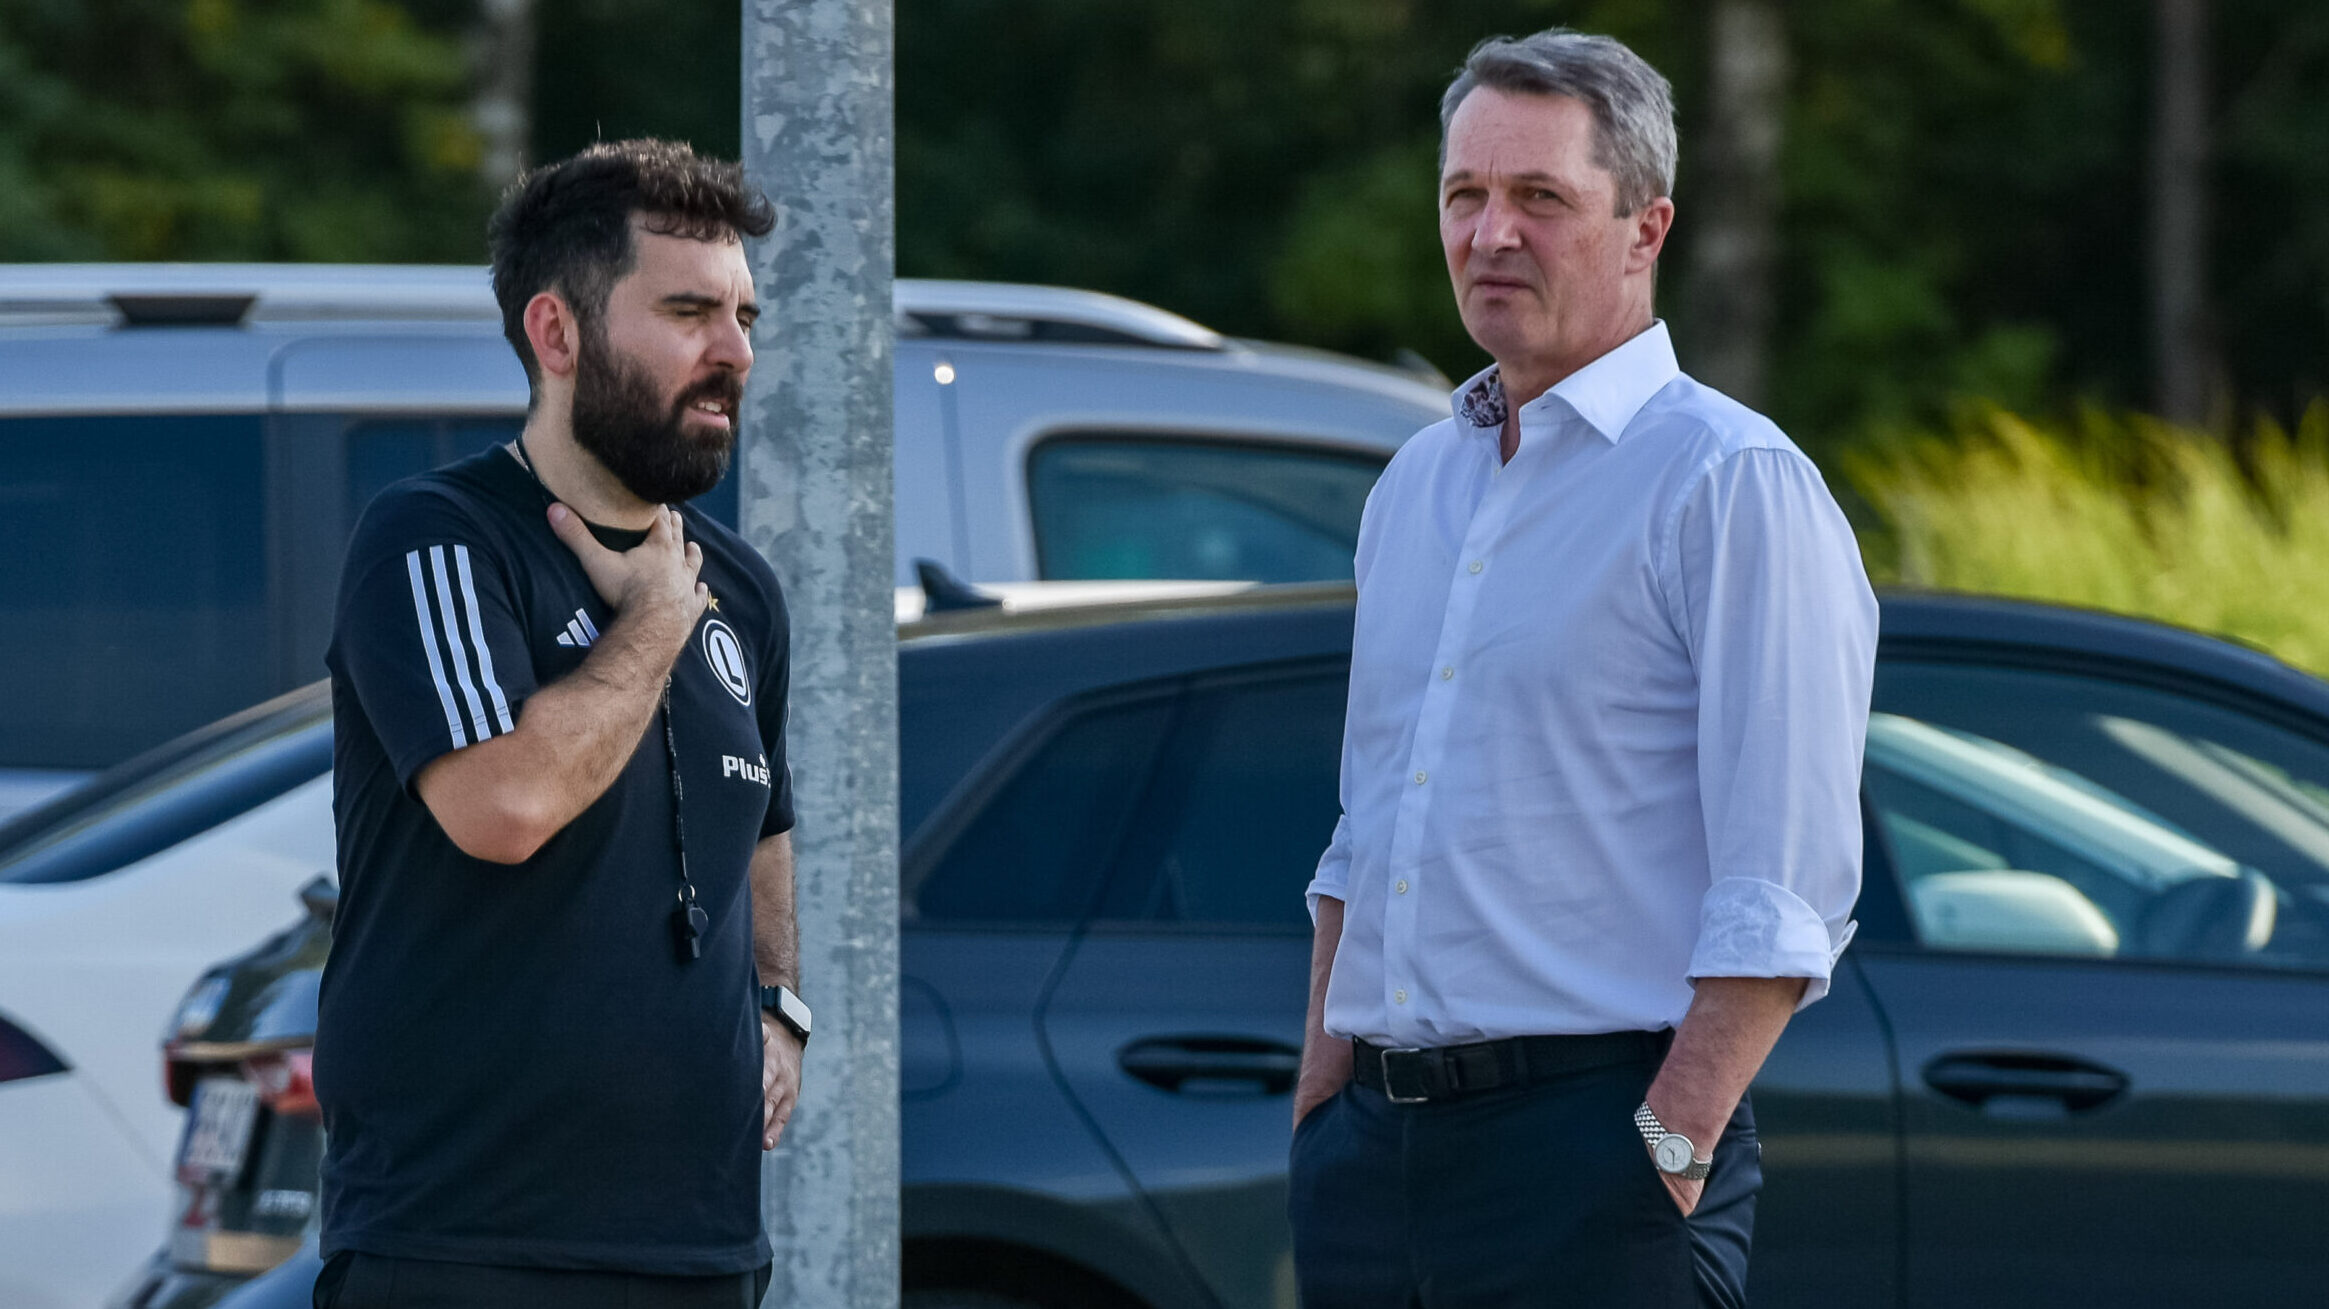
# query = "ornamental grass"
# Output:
<box><xmin>1847</xmin><ymin>402</ymin><xmax>2329</xmax><ymax>679</ymax></box>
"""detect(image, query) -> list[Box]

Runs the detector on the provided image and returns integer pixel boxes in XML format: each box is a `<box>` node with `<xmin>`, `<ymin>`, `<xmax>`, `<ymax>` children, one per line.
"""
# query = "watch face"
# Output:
<box><xmin>1654</xmin><ymin>1134</ymin><xmax>1695</xmax><ymax>1174</ymax></box>
<box><xmin>776</xmin><ymin>988</ymin><xmax>812</xmax><ymax>1036</ymax></box>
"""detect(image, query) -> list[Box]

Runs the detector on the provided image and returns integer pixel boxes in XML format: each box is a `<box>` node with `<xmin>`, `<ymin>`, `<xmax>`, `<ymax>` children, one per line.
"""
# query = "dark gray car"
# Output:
<box><xmin>71</xmin><ymin>586</ymin><xmax>2329</xmax><ymax>1308</ymax></box>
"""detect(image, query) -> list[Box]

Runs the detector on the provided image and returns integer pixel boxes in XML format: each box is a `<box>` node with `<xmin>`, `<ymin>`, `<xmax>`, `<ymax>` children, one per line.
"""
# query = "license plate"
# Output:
<box><xmin>180</xmin><ymin>1078</ymin><xmax>261</xmax><ymax>1178</ymax></box>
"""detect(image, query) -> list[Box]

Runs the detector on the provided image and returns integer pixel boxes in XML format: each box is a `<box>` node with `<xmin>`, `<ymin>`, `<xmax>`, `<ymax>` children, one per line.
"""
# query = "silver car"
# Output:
<box><xmin>0</xmin><ymin>265</ymin><xmax>1446</xmax><ymax>809</ymax></box>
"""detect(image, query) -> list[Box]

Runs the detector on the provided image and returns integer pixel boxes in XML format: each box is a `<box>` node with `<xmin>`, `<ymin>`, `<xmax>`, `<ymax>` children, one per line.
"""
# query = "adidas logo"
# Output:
<box><xmin>553</xmin><ymin>608</ymin><xmax>601</xmax><ymax>648</ymax></box>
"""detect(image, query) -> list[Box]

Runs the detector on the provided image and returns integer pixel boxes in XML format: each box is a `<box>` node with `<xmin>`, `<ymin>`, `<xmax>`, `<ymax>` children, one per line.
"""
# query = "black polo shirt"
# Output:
<box><xmin>318</xmin><ymin>446</ymin><xmax>793</xmax><ymax>1275</ymax></box>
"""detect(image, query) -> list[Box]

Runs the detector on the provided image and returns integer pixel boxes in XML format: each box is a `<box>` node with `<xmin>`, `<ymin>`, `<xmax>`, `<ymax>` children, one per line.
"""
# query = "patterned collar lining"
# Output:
<box><xmin>1458</xmin><ymin>369</ymin><xmax>1508</xmax><ymax>429</ymax></box>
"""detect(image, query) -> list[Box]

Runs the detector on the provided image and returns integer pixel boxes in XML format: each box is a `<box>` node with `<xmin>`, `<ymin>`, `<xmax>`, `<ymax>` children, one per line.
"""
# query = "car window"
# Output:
<box><xmin>1027</xmin><ymin>436</ymin><xmax>1385</xmax><ymax>583</ymax></box>
<box><xmin>345</xmin><ymin>416</ymin><xmax>738</xmax><ymax>529</ymax></box>
<box><xmin>1098</xmin><ymin>670</ymin><xmax>1346</xmax><ymax>928</ymax></box>
<box><xmin>344</xmin><ymin>418</ymin><xmax>523</xmax><ymax>526</ymax></box>
<box><xmin>1868</xmin><ymin>662</ymin><xmax>2329</xmax><ymax>968</ymax></box>
<box><xmin>907</xmin><ymin>695</ymin><xmax>1177</xmax><ymax>925</ymax></box>
<box><xmin>0</xmin><ymin>415</ymin><xmax>269</xmax><ymax>769</ymax></box>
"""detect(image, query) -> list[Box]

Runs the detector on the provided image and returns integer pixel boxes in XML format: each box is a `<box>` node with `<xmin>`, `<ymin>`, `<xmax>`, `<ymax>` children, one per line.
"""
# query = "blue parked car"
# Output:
<box><xmin>25</xmin><ymin>584</ymin><xmax>2329</xmax><ymax>1309</ymax></box>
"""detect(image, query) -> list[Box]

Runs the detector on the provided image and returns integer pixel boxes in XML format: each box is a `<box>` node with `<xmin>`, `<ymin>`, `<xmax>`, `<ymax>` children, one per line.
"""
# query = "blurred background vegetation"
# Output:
<box><xmin>1851</xmin><ymin>402</ymin><xmax>2329</xmax><ymax>676</ymax></box>
<box><xmin>3</xmin><ymin>0</ymin><xmax>2325</xmax><ymax>662</ymax></box>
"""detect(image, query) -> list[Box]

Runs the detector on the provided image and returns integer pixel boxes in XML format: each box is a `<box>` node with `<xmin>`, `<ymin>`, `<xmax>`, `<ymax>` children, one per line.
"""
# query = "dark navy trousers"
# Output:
<box><xmin>1288</xmin><ymin>1051</ymin><xmax>1760</xmax><ymax>1308</ymax></box>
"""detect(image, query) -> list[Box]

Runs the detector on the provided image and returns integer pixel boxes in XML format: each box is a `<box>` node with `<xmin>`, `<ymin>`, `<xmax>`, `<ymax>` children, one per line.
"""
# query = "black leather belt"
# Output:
<box><xmin>1351</xmin><ymin>1031</ymin><xmax>1670</xmax><ymax>1104</ymax></box>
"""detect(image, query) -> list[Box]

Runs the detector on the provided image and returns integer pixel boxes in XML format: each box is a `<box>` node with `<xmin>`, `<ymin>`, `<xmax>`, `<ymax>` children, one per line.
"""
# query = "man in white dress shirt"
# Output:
<box><xmin>1286</xmin><ymin>29</ymin><xmax>1877</xmax><ymax>1308</ymax></box>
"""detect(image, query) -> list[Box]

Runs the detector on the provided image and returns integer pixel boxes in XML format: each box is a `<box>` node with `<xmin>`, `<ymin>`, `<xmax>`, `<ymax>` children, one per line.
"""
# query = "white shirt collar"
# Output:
<box><xmin>1449</xmin><ymin>320</ymin><xmax>1681</xmax><ymax>444</ymax></box>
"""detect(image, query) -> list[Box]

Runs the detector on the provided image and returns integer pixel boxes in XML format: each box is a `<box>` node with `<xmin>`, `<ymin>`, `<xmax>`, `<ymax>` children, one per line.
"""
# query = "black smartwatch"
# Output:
<box><xmin>758</xmin><ymin>984</ymin><xmax>812</xmax><ymax>1048</ymax></box>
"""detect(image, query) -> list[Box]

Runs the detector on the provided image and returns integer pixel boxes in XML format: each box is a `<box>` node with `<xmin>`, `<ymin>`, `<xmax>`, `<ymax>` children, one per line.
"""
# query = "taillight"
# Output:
<box><xmin>0</xmin><ymin>1011</ymin><xmax>67</xmax><ymax>1086</ymax></box>
<box><xmin>244</xmin><ymin>1048</ymin><xmax>319</xmax><ymax>1119</ymax></box>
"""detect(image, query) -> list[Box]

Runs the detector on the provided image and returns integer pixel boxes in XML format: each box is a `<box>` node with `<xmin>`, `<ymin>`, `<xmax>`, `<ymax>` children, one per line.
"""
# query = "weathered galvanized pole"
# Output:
<box><xmin>737</xmin><ymin>2</ymin><xmax>898</xmax><ymax>1305</ymax></box>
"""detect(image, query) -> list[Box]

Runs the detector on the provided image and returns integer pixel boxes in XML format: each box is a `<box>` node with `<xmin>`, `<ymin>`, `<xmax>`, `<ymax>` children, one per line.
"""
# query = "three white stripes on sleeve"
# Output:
<box><xmin>405</xmin><ymin>544</ymin><xmax>516</xmax><ymax>749</ymax></box>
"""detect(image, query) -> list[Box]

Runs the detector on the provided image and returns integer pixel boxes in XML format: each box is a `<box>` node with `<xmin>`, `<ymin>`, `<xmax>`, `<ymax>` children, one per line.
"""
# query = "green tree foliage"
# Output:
<box><xmin>0</xmin><ymin>0</ymin><xmax>488</xmax><ymax>261</ymax></box>
<box><xmin>531</xmin><ymin>0</ymin><xmax>739</xmax><ymax>164</ymax></box>
<box><xmin>2216</xmin><ymin>0</ymin><xmax>2329</xmax><ymax>420</ymax></box>
<box><xmin>899</xmin><ymin>0</ymin><xmax>2329</xmax><ymax>454</ymax></box>
<box><xmin>6</xmin><ymin>0</ymin><xmax>2322</xmax><ymax>461</ymax></box>
<box><xmin>899</xmin><ymin>0</ymin><xmax>1685</xmax><ymax>386</ymax></box>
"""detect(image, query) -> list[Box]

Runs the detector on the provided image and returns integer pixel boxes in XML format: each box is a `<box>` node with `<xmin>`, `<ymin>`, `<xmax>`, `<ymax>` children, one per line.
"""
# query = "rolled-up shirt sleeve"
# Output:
<box><xmin>1668</xmin><ymin>446</ymin><xmax>1877</xmax><ymax>1008</ymax></box>
<box><xmin>1306</xmin><ymin>813</ymin><xmax>1354</xmax><ymax>923</ymax></box>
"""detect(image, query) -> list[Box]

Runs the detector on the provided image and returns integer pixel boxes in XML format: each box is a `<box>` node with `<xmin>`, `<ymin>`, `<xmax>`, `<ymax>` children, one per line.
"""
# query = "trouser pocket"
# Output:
<box><xmin>311</xmin><ymin>1251</ymin><xmax>353</xmax><ymax>1309</ymax></box>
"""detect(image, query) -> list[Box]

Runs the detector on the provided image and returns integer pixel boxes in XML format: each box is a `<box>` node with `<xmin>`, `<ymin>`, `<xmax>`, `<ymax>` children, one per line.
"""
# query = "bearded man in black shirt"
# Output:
<box><xmin>315</xmin><ymin>140</ymin><xmax>808</xmax><ymax>1308</ymax></box>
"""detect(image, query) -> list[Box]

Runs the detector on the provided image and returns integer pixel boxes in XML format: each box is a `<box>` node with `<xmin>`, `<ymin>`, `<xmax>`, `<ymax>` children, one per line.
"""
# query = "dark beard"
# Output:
<box><xmin>569</xmin><ymin>327</ymin><xmax>739</xmax><ymax>505</ymax></box>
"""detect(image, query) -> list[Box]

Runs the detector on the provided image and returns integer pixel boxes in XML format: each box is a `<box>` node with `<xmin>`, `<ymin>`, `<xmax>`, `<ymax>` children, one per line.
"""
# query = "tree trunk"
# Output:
<box><xmin>2151</xmin><ymin>0</ymin><xmax>2217</xmax><ymax>427</ymax></box>
<box><xmin>1682</xmin><ymin>0</ymin><xmax>1787</xmax><ymax>408</ymax></box>
<box><xmin>471</xmin><ymin>0</ymin><xmax>534</xmax><ymax>193</ymax></box>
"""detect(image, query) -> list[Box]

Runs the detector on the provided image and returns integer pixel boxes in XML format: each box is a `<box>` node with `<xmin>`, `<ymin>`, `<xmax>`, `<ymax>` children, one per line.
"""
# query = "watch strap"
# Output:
<box><xmin>1633</xmin><ymin>1102</ymin><xmax>1713</xmax><ymax>1181</ymax></box>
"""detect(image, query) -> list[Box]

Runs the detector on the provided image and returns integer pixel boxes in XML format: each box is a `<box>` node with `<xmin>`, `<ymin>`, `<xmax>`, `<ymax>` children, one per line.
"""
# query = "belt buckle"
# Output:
<box><xmin>1378</xmin><ymin>1047</ymin><xmax>1432</xmax><ymax>1104</ymax></box>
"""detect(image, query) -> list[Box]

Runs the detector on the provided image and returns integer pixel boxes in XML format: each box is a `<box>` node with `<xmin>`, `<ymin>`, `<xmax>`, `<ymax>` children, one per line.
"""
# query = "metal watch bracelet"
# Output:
<box><xmin>1633</xmin><ymin>1102</ymin><xmax>1713</xmax><ymax>1181</ymax></box>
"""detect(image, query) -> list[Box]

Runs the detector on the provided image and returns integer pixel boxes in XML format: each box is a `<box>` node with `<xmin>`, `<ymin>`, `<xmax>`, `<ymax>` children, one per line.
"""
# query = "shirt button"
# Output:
<box><xmin>1468</xmin><ymin>560</ymin><xmax>1484</xmax><ymax>574</ymax></box>
<box><xmin>1395</xmin><ymin>879</ymin><xmax>1409</xmax><ymax>894</ymax></box>
<box><xmin>1441</xmin><ymin>666</ymin><xmax>1454</xmax><ymax>680</ymax></box>
<box><xmin>1394</xmin><ymin>989</ymin><xmax>1408</xmax><ymax>1005</ymax></box>
<box><xmin>1414</xmin><ymin>770</ymin><xmax>1428</xmax><ymax>785</ymax></box>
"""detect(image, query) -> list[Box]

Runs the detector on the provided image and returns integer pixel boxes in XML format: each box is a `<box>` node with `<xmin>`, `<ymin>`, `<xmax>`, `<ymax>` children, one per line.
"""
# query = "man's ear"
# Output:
<box><xmin>523</xmin><ymin>291</ymin><xmax>582</xmax><ymax>381</ymax></box>
<box><xmin>1627</xmin><ymin>197</ymin><xmax>1677</xmax><ymax>275</ymax></box>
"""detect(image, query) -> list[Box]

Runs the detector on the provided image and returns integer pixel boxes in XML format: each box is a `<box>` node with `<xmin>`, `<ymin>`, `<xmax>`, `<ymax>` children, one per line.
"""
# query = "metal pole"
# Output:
<box><xmin>738</xmin><ymin>2</ymin><xmax>898</xmax><ymax>1305</ymax></box>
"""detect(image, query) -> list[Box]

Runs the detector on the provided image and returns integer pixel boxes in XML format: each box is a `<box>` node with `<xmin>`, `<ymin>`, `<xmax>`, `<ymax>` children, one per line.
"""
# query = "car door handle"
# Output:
<box><xmin>1117</xmin><ymin>1037</ymin><xmax>1303</xmax><ymax>1096</ymax></box>
<box><xmin>1923</xmin><ymin>1052</ymin><xmax>2130</xmax><ymax>1113</ymax></box>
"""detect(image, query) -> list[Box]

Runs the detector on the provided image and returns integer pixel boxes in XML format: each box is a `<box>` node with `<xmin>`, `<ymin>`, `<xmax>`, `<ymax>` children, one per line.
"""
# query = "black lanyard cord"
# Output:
<box><xmin>661</xmin><ymin>676</ymin><xmax>707</xmax><ymax>960</ymax></box>
<box><xmin>511</xmin><ymin>435</ymin><xmax>705</xmax><ymax>962</ymax></box>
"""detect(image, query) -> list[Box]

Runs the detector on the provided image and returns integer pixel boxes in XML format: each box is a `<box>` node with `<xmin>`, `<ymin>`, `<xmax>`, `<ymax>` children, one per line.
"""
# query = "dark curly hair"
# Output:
<box><xmin>487</xmin><ymin>139</ymin><xmax>778</xmax><ymax>388</ymax></box>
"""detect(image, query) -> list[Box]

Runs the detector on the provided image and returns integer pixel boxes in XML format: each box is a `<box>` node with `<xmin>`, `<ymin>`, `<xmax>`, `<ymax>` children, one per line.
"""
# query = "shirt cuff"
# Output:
<box><xmin>1687</xmin><ymin>876</ymin><xmax>1857</xmax><ymax>1009</ymax></box>
<box><xmin>1304</xmin><ymin>873</ymin><xmax>1348</xmax><ymax>926</ymax></box>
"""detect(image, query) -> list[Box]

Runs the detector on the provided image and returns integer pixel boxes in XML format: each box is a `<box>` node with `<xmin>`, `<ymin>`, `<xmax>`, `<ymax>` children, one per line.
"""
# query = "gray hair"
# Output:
<box><xmin>1439</xmin><ymin>29</ymin><xmax>1678</xmax><ymax>216</ymax></box>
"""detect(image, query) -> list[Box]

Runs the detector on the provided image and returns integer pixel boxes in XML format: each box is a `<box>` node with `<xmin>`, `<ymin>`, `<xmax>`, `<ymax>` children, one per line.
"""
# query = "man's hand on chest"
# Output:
<box><xmin>548</xmin><ymin>503</ymin><xmax>709</xmax><ymax>660</ymax></box>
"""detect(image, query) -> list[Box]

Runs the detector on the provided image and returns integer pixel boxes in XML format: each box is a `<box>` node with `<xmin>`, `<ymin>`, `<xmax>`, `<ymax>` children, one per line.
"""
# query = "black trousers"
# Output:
<box><xmin>1288</xmin><ymin>1049</ymin><xmax>1760</xmax><ymax>1309</ymax></box>
<box><xmin>314</xmin><ymin>1251</ymin><xmax>773</xmax><ymax>1309</ymax></box>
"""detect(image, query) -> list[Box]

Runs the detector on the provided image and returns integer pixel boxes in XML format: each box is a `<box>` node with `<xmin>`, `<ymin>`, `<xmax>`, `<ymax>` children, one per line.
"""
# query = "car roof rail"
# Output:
<box><xmin>108</xmin><ymin>293</ymin><xmax>258</xmax><ymax>327</ymax></box>
<box><xmin>893</xmin><ymin>279</ymin><xmax>1226</xmax><ymax>351</ymax></box>
<box><xmin>0</xmin><ymin>264</ymin><xmax>503</xmax><ymax>328</ymax></box>
<box><xmin>2</xmin><ymin>266</ymin><xmax>1233</xmax><ymax>351</ymax></box>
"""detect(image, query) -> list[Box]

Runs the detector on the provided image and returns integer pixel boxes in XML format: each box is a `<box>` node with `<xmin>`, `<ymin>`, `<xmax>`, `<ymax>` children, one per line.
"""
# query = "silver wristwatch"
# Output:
<box><xmin>1633</xmin><ymin>1102</ymin><xmax>1713</xmax><ymax>1181</ymax></box>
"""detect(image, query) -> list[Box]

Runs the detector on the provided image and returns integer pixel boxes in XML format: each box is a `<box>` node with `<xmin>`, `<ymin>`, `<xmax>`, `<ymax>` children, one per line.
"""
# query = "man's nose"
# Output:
<box><xmin>1471</xmin><ymin>193</ymin><xmax>1521</xmax><ymax>253</ymax></box>
<box><xmin>707</xmin><ymin>311</ymin><xmax>753</xmax><ymax>372</ymax></box>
